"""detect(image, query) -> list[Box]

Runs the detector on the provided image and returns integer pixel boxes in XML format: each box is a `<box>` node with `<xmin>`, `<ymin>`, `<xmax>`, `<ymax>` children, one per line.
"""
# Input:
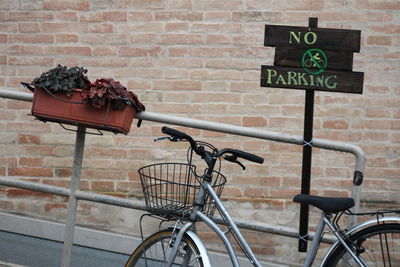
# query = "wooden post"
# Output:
<box><xmin>298</xmin><ymin>17</ymin><xmax>318</xmax><ymax>253</ymax></box>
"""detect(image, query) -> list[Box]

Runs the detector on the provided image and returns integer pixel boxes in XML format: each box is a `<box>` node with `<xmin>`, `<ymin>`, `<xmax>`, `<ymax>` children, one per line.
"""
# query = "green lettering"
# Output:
<box><xmin>297</xmin><ymin>72</ymin><xmax>308</xmax><ymax>86</ymax></box>
<box><xmin>316</xmin><ymin>75</ymin><xmax>324</xmax><ymax>87</ymax></box>
<box><xmin>289</xmin><ymin>31</ymin><xmax>301</xmax><ymax>44</ymax></box>
<box><xmin>309</xmin><ymin>74</ymin><xmax>315</xmax><ymax>86</ymax></box>
<box><xmin>266</xmin><ymin>69</ymin><xmax>277</xmax><ymax>84</ymax></box>
<box><xmin>325</xmin><ymin>75</ymin><xmax>338</xmax><ymax>89</ymax></box>
<box><xmin>304</xmin><ymin>31</ymin><xmax>317</xmax><ymax>45</ymax></box>
<box><xmin>276</xmin><ymin>74</ymin><xmax>287</xmax><ymax>85</ymax></box>
<box><xmin>287</xmin><ymin>71</ymin><xmax>298</xmax><ymax>85</ymax></box>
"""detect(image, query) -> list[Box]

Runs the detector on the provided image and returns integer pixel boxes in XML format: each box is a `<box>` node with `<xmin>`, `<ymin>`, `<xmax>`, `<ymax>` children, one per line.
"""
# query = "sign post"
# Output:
<box><xmin>260</xmin><ymin>18</ymin><xmax>363</xmax><ymax>252</ymax></box>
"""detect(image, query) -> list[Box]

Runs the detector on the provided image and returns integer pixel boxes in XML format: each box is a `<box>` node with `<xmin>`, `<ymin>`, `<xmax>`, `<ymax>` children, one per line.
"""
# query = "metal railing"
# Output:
<box><xmin>0</xmin><ymin>88</ymin><xmax>365</xmax><ymax>266</ymax></box>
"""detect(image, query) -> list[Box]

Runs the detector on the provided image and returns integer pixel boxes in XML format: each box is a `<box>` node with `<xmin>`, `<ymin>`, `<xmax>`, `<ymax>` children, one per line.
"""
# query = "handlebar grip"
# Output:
<box><xmin>162</xmin><ymin>126</ymin><xmax>191</xmax><ymax>140</ymax></box>
<box><xmin>234</xmin><ymin>150</ymin><xmax>264</xmax><ymax>164</ymax></box>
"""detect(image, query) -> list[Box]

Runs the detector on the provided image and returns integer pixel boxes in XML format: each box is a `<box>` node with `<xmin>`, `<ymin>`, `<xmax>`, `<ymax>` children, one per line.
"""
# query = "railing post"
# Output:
<box><xmin>61</xmin><ymin>126</ymin><xmax>86</xmax><ymax>267</ymax></box>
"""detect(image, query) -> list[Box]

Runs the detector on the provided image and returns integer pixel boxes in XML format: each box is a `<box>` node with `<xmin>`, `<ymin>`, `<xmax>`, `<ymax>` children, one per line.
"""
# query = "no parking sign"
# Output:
<box><xmin>260</xmin><ymin>18</ymin><xmax>364</xmax><ymax>252</ymax></box>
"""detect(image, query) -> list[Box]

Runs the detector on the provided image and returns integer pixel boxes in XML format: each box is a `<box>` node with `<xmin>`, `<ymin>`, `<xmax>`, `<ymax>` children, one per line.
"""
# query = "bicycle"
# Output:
<box><xmin>125</xmin><ymin>126</ymin><xmax>400</xmax><ymax>267</ymax></box>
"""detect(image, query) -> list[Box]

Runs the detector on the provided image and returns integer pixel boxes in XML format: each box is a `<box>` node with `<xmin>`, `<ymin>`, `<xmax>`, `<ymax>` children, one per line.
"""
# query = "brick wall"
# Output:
<box><xmin>0</xmin><ymin>0</ymin><xmax>399</xmax><ymax>264</ymax></box>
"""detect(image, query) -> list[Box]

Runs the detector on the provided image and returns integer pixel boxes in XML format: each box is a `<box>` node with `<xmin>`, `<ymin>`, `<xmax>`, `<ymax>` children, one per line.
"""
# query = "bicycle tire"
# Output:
<box><xmin>322</xmin><ymin>223</ymin><xmax>400</xmax><ymax>266</ymax></box>
<box><xmin>125</xmin><ymin>229</ymin><xmax>204</xmax><ymax>267</ymax></box>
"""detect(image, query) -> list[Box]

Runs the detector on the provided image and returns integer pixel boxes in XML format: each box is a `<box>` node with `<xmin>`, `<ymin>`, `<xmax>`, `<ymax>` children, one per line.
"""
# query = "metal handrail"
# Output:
<box><xmin>0</xmin><ymin>176</ymin><xmax>335</xmax><ymax>244</ymax></box>
<box><xmin>0</xmin><ymin>89</ymin><xmax>366</xmax><ymax>175</ymax></box>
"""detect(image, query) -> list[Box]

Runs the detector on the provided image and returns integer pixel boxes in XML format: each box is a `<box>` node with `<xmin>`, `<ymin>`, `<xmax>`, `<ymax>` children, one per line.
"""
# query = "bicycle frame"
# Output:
<box><xmin>165</xmin><ymin>178</ymin><xmax>400</xmax><ymax>267</ymax></box>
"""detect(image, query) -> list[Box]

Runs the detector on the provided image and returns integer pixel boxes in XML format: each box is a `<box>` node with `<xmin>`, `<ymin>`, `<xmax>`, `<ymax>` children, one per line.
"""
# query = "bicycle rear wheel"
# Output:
<box><xmin>323</xmin><ymin>223</ymin><xmax>400</xmax><ymax>266</ymax></box>
<box><xmin>125</xmin><ymin>229</ymin><xmax>204</xmax><ymax>267</ymax></box>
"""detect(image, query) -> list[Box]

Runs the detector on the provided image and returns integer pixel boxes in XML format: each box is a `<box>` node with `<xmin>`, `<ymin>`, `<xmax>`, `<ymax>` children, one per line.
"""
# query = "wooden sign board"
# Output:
<box><xmin>261</xmin><ymin>65</ymin><xmax>363</xmax><ymax>94</ymax></box>
<box><xmin>274</xmin><ymin>47</ymin><xmax>354</xmax><ymax>71</ymax></box>
<box><xmin>264</xmin><ymin>25</ymin><xmax>361</xmax><ymax>52</ymax></box>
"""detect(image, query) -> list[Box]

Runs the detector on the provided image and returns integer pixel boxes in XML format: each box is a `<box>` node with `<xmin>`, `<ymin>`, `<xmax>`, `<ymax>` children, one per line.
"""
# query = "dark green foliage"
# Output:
<box><xmin>82</xmin><ymin>78</ymin><xmax>145</xmax><ymax>112</ymax></box>
<box><xmin>31</xmin><ymin>65</ymin><xmax>91</xmax><ymax>95</ymax></box>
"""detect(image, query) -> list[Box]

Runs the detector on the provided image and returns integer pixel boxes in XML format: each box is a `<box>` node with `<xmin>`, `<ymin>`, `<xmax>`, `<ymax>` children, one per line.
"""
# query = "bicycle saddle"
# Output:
<box><xmin>293</xmin><ymin>194</ymin><xmax>355</xmax><ymax>214</ymax></box>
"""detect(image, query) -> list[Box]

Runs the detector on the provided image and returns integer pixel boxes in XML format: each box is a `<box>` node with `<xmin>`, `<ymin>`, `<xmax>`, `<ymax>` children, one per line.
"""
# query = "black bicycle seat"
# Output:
<box><xmin>293</xmin><ymin>194</ymin><xmax>355</xmax><ymax>214</ymax></box>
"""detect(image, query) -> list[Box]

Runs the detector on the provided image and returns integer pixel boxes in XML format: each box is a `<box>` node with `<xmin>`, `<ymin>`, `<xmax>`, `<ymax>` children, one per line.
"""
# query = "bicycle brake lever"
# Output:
<box><xmin>154</xmin><ymin>136</ymin><xmax>182</xmax><ymax>142</ymax></box>
<box><xmin>154</xmin><ymin>136</ymin><xmax>169</xmax><ymax>142</ymax></box>
<box><xmin>224</xmin><ymin>155</ymin><xmax>246</xmax><ymax>170</ymax></box>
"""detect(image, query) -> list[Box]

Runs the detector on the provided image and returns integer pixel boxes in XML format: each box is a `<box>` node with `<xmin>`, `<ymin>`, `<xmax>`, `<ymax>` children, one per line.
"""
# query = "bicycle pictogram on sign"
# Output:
<box><xmin>302</xmin><ymin>48</ymin><xmax>328</xmax><ymax>75</ymax></box>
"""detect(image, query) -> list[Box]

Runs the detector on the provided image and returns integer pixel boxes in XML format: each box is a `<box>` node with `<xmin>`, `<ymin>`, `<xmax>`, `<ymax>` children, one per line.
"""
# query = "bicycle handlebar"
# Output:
<box><xmin>161</xmin><ymin>126</ymin><xmax>264</xmax><ymax>165</ymax></box>
<box><xmin>219</xmin><ymin>148</ymin><xmax>264</xmax><ymax>164</ymax></box>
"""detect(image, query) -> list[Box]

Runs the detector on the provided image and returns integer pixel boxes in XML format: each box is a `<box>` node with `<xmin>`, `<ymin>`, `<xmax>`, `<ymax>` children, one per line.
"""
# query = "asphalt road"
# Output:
<box><xmin>0</xmin><ymin>231</ymin><xmax>129</xmax><ymax>267</ymax></box>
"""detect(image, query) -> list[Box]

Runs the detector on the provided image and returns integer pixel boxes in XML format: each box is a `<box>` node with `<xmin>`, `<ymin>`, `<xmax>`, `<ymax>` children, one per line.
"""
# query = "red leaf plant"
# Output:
<box><xmin>82</xmin><ymin>78</ymin><xmax>145</xmax><ymax>112</ymax></box>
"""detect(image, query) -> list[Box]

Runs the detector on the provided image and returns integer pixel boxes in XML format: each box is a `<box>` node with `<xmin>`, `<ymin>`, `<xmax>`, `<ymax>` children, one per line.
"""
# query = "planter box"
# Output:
<box><xmin>31</xmin><ymin>88</ymin><xmax>135</xmax><ymax>134</ymax></box>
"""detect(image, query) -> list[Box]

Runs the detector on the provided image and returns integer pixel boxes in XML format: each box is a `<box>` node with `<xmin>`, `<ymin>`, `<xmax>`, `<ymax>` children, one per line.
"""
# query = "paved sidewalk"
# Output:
<box><xmin>0</xmin><ymin>231</ymin><xmax>129</xmax><ymax>267</ymax></box>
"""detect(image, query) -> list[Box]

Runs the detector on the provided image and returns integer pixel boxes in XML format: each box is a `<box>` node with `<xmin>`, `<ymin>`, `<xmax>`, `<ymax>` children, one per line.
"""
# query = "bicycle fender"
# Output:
<box><xmin>320</xmin><ymin>216</ymin><xmax>400</xmax><ymax>266</ymax></box>
<box><xmin>166</xmin><ymin>226</ymin><xmax>212</xmax><ymax>267</ymax></box>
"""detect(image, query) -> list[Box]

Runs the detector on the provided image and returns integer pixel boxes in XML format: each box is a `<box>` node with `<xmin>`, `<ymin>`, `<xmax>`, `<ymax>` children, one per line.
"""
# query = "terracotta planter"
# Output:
<box><xmin>31</xmin><ymin>88</ymin><xmax>136</xmax><ymax>134</ymax></box>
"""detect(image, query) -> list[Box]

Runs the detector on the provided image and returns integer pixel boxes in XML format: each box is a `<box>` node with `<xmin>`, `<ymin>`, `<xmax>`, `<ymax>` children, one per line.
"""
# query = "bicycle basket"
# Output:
<box><xmin>138</xmin><ymin>163</ymin><xmax>226</xmax><ymax>220</ymax></box>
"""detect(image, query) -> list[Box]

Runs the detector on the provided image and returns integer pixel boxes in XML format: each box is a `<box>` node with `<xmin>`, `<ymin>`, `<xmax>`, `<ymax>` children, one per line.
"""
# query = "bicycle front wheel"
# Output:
<box><xmin>125</xmin><ymin>229</ymin><xmax>204</xmax><ymax>267</ymax></box>
<box><xmin>323</xmin><ymin>223</ymin><xmax>400</xmax><ymax>266</ymax></box>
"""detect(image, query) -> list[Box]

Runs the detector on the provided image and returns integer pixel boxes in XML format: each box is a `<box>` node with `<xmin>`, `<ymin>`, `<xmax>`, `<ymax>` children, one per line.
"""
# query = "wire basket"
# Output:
<box><xmin>139</xmin><ymin>163</ymin><xmax>226</xmax><ymax>220</ymax></box>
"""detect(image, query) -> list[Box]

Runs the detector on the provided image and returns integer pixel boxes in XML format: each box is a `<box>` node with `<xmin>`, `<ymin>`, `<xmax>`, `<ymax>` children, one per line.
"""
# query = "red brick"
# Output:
<box><xmin>369</xmin><ymin>24</ymin><xmax>400</xmax><ymax>34</ymax></box>
<box><xmin>243</xmin><ymin>116</ymin><xmax>268</xmax><ymax>127</ymax></box>
<box><xmin>243</xmin><ymin>187</ymin><xmax>269</xmax><ymax>198</ymax></box>
<box><xmin>43</xmin><ymin>0</ymin><xmax>90</xmax><ymax>10</ymax></box>
<box><xmin>221</xmin><ymin>185</ymin><xmax>242</xmax><ymax>197</ymax></box>
<box><xmin>153</xmin><ymin>80</ymin><xmax>201</xmax><ymax>91</ymax></box>
<box><xmin>43</xmin><ymin>179</ymin><xmax>70</xmax><ymax>188</ymax></box>
<box><xmin>55</xmin><ymin>11</ymin><xmax>78</xmax><ymax>21</ymax></box>
<box><xmin>44</xmin><ymin>46</ymin><xmax>92</xmax><ymax>56</ymax></box>
<box><xmin>82</xmin><ymin>57</ymin><xmax>128</xmax><ymax>67</ymax></box>
<box><xmin>367</xmin><ymin>36</ymin><xmax>392</xmax><ymax>46</ymax></box>
<box><xmin>0</xmin><ymin>110</ymin><xmax>16</xmax><ymax>120</ymax></box>
<box><xmin>81</xmin><ymin>34</ymin><xmax>129</xmax><ymax>44</ymax></box>
<box><xmin>192</xmin><ymin>92</ymin><xmax>240</xmax><ymax>103</ymax></box>
<box><xmin>54</xmin><ymin>168</ymin><xmax>72</xmax><ymax>177</ymax></box>
<box><xmin>9</xmin><ymin>34</ymin><xmax>54</xmax><ymax>43</ymax></box>
<box><xmin>357</xmin><ymin>0</ymin><xmax>400</xmax><ymax>10</ymax></box>
<box><xmin>93</xmin><ymin>46</ymin><xmax>117</xmax><ymax>56</ymax></box>
<box><xmin>18</xmin><ymin>134</ymin><xmax>40</xmax><ymax>144</ymax></box>
<box><xmin>131</xmin><ymin>34</ymin><xmax>157</xmax><ymax>43</ymax></box>
<box><xmin>160</xmin><ymin>34</ymin><xmax>203</xmax><ymax>44</ymax></box>
<box><xmin>42</xmin><ymin>22</ymin><xmax>87</xmax><ymax>33</ymax></box>
<box><xmin>55</xmin><ymin>34</ymin><xmax>79</xmax><ymax>43</ymax></box>
<box><xmin>322</xmin><ymin>120</ymin><xmax>349</xmax><ymax>130</ymax></box>
<box><xmin>19</xmin><ymin>157</ymin><xmax>42</xmax><ymax>167</ymax></box>
<box><xmin>102</xmin><ymin>11</ymin><xmax>127</xmax><ymax>22</ymax></box>
<box><xmin>0</xmin><ymin>200</ymin><xmax>13</xmax><ymax>210</ymax></box>
<box><xmin>0</xmin><ymin>23</ymin><xmax>16</xmax><ymax>33</ymax></box>
<box><xmin>119</xmin><ymin>46</ymin><xmax>162</xmax><ymax>57</ymax></box>
<box><xmin>18</xmin><ymin>23</ymin><xmax>40</xmax><ymax>33</ymax></box>
<box><xmin>127</xmin><ymin>0</ymin><xmax>165</xmax><ymax>9</ymax></box>
<box><xmin>89</xmin><ymin>23</ymin><xmax>113</xmax><ymax>33</ymax></box>
<box><xmin>152</xmin><ymin>103</ymin><xmax>201</xmax><ymax>114</ymax></box>
<box><xmin>92</xmin><ymin>181</ymin><xmax>115</xmax><ymax>192</ymax></box>
<box><xmin>44</xmin><ymin>203</ymin><xmax>67</xmax><ymax>212</ymax></box>
<box><xmin>82</xmin><ymin>169</ymin><xmax>126</xmax><ymax>180</ymax></box>
<box><xmin>0</xmin><ymin>34</ymin><xmax>8</xmax><ymax>43</ymax></box>
<box><xmin>8</xmin><ymin>167</ymin><xmax>53</xmax><ymax>177</ymax></box>
<box><xmin>128</xmin><ymin>12</ymin><xmax>153</xmax><ymax>22</ymax></box>
<box><xmin>7</xmin><ymin>122</ymin><xmax>52</xmax><ymax>133</ymax></box>
<box><xmin>9</xmin><ymin>11</ymin><xmax>53</xmax><ymax>21</ymax></box>
<box><xmin>6</xmin><ymin>188</ymin><xmax>54</xmax><ymax>198</ymax></box>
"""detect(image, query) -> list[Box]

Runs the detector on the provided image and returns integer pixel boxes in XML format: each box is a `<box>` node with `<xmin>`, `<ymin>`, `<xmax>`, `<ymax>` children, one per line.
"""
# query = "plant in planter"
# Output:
<box><xmin>82</xmin><ymin>78</ymin><xmax>145</xmax><ymax>112</ymax></box>
<box><xmin>30</xmin><ymin>64</ymin><xmax>91</xmax><ymax>95</ymax></box>
<box><xmin>25</xmin><ymin>65</ymin><xmax>144</xmax><ymax>135</ymax></box>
